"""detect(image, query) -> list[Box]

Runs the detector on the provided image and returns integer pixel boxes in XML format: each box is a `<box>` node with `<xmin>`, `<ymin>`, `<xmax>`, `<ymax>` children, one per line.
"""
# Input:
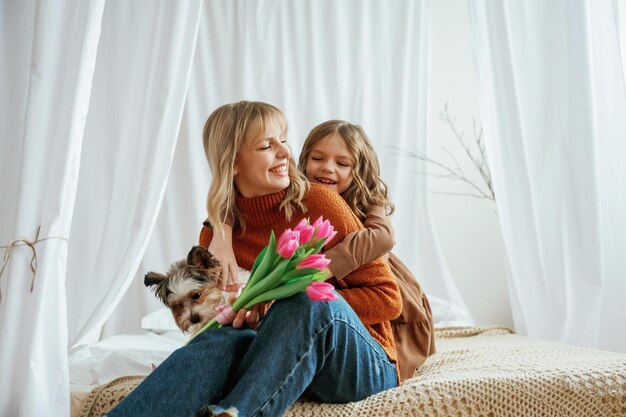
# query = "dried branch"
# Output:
<box><xmin>390</xmin><ymin>103</ymin><xmax>496</xmax><ymax>202</ymax></box>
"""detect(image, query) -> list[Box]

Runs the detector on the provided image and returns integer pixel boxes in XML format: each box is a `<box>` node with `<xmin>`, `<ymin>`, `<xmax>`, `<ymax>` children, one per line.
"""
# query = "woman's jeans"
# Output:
<box><xmin>106</xmin><ymin>293</ymin><xmax>398</xmax><ymax>417</ymax></box>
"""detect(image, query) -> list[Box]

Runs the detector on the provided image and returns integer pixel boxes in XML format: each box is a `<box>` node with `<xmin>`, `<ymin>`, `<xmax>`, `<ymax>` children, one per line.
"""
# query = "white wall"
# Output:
<box><xmin>619</xmin><ymin>0</ymin><xmax>626</xmax><ymax>84</ymax></box>
<box><xmin>103</xmin><ymin>0</ymin><xmax>515</xmax><ymax>334</ymax></box>
<box><xmin>427</xmin><ymin>0</ymin><xmax>513</xmax><ymax>328</ymax></box>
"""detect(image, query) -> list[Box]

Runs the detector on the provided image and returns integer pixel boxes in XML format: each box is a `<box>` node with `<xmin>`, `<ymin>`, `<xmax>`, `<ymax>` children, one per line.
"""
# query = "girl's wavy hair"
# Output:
<box><xmin>203</xmin><ymin>101</ymin><xmax>308</xmax><ymax>236</ymax></box>
<box><xmin>298</xmin><ymin>120</ymin><xmax>394</xmax><ymax>220</ymax></box>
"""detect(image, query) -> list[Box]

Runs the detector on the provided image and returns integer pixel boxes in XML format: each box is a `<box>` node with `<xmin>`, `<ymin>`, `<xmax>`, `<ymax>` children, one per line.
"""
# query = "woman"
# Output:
<box><xmin>107</xmin><ymin>101</ymin><xmax>401</xmax><ymax>417</ymax></box>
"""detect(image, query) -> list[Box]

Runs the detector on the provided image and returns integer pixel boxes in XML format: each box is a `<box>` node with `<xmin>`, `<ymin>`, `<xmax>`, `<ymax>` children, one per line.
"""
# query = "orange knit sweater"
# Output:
<box><xmin>199</xmin><ymin>185</ymin><xmax>402</xmax><ymax>375</ymax></box>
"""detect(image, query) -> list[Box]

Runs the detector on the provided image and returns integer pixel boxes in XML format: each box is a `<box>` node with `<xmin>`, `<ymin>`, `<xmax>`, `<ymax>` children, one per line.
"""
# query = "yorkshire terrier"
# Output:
<box><xmin>144</xmin><ymin>245</ymin><xmax>242</xmax><ymax>334</ymax></box>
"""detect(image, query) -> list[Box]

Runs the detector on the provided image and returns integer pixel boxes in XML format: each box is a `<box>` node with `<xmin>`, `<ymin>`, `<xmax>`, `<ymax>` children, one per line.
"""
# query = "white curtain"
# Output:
<box><xmin>2</xmin><ymin>1</ymin><xmax>474</xmax><ymax>413</ymax></box>
<box><xmin>1</xmin><ymin>0</ymin><xmax>201</xmax><ymax>415</ymax></box>
<box><xmin>65</xmin><ymin>0</ymin><xmax>202</xmax><ymax>348</ymax></box>
<box><xmin>104</xmin><ymin>0</ymin><xmax>473</xmax><ymax>336</ymax></box>
<box><xmin>0</xmin><ymin>1</ymin><xmax>104</xmax><ymax>416</ymax></box>
<box><xmin>469</xmin><ymin>0</ymin><xmax>626</xmax><ymax>351</ymax></box>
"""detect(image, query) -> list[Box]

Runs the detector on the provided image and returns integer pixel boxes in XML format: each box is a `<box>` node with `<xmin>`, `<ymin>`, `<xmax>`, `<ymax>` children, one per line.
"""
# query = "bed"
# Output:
<box><xmin>69</xmin><ymin>305</ymin><xmax>626</xmax><ymax>417</ymax></box>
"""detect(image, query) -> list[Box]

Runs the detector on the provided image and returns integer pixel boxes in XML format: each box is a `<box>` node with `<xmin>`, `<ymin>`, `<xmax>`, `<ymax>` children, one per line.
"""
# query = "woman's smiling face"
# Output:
<box><xmin>304</xmin><ymin>133</ymin><xmax>354</xmax><ymax>194</ymax></box>
<box><xmin>233</xmin><ymin>121</ymin><xmax>291</xmax><ymax>198</ymax></box>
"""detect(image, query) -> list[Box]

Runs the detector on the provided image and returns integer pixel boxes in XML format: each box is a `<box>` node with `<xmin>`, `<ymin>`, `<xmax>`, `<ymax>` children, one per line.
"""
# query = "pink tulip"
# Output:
<box><xmin>294</xmin><ymin>218</ymin><xmax>309</xmax><ymax>230</ymax></box>
<box><xmin>294</xmin><ymin>218</ymin><xmax>315</xmax><ymax>245</ymax></box>
<box><xmin>215</xmin><ymin>304</ymin><xmax>237</xmax><ymax>325</ymax></box>
<box><xmin>296</xmin><ymin>254</ymin><xmax>331</xmax><ymax>270</ymax></box>
<box><xmin>311</xmin><ymin>216</ymin><xmax>324</xmax><ymax>230</ymax></box>
<box><xmin>312</xmin><ymin>217</ymin><xmax>334</xmax><ymax>241</ymax></box>
<box><xmin>277</xmin><ymin>229</ymin><xmax>300</xmax><ymax>258</ymax></box>
<box><xmin>323</xmin><ymin>230</ymin><xmax>337</xmax><ymax>246</ymax></box>
<box><xmin>306</xmin><ymin>281</ymin><xmax>337</xmax><ymax>301</ymax></box>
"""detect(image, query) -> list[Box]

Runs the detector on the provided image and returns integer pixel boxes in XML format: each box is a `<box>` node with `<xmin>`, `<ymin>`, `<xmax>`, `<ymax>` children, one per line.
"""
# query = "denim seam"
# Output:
<box><xmin>336</xmin><ymin>318</ymin><xmax>394</xmax><ymax>364</ymax></box>
<box><xmin>252</xmin><ymin>317</ymin><xmax>393</xmax><ymax>416</ymax></box>
<box><xmin>252</xmin><ymin>319</ymin><xmax>334</xmax><ymax>417</ymax></box>
<box><xmin>335</xmin><ymin>318</ymin><xmax>397</xmax><ymax>374</ymax></box>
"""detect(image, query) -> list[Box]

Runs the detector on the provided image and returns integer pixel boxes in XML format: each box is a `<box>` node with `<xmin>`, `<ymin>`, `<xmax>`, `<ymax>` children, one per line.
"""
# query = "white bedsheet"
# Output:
<box><xmin>69</xmin><ymin>331</ymin><xmax>185</xmax><ymax>391</ymax></box>
<box><xmin>69</xmin><ymin>295</ymin><xmax>469</xmax><ymax>391</ymax></box>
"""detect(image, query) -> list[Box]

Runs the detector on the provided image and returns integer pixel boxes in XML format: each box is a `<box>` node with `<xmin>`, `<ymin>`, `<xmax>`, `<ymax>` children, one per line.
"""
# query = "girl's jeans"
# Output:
<box><xmin>106</xmin><ymin>293</ymin><xmax>398</xmax><ymax>417</ymax></box>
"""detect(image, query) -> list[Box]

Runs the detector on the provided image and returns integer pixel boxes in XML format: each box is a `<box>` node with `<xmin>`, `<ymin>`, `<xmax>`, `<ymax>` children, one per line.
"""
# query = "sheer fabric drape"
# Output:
<box><xmin>469</xmin><ymin>0</ymin><xmax>626</xmax><ymax>351</ymax></box>
<box><xmin>0</xmin><ymin>1</ymin><xmax>105</xmax><ymax>415</ymax></box>
<box><xmin>104</xmin><ymin>0</ymin><xmax>473</xmax><ymax>336</ymax></box>
<box><xmin>1</xmin><ymin>1</ymin><xmax>474</xmax><ymax>415</ymax></box>
<box><xmin>1</xmin><ymin>1</ymin><xmax>201</xmax><ymax>416</ymax></box>
<box><xmin>65</xmin><ymin>0</ymin><xmax>202</xmax><ymax>349</ymax></box>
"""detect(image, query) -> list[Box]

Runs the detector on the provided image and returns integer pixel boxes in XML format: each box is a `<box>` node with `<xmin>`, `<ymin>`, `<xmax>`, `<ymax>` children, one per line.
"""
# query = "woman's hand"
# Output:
<box><xmin>208</xmin><ymin>225</ymin><xmax>239</xmax><ymax>290</ymax></box>
<box><xmin>232</xmin><ymin>302</ymin><xmax>272</xmax><ymax>330</ymax></box>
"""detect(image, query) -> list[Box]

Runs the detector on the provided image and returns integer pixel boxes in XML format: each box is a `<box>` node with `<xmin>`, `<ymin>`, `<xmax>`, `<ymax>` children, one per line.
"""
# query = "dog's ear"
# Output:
<box><xmin>144</xmin><ymin>272</ymin><xmax>168</xmax><ymax>288</ymax></box>
<box><xmin>187</xmin><ymin>245</ymin><xmax>220</xmax><ymax>270</ymax></box>
<box><xmin>144</xmin><ymin>272</ymin><xmax>170</xmax><ymax>305</ymax></box>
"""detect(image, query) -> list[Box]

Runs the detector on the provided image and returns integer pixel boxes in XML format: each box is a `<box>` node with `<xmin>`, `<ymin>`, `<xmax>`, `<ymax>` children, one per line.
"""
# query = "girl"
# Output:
<box><xmin>298</xmin><ymin>120</ymin><xmax>436</xmax><ymax>382</ymax></box>
<box><xmin>107</xmin><ymin>102</ymin><xmax>402</xmax><ymax>417</ymax></box>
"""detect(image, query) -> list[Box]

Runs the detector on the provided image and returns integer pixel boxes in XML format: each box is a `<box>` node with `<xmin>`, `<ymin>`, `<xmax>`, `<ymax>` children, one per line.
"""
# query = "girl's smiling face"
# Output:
<box><xmin>304</xmin><ymin>133</ymin><xmax>354</xmax><ymax>194</ymax></box>
<box><xmin>233</xmin><ymin>121</ymin><xmax>291</xmax><ymax>198</ymax></box>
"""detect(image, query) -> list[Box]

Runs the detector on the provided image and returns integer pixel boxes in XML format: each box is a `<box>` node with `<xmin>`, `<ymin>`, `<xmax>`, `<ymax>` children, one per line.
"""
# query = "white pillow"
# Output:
<box><xmin>428</xmin><ymin>295</ymin><xmax>475</xmax><ymax>327</ymax></box>
<box><xmin>141</xmin><ymin>307</ymin><xmax>180</xmax><ymax>334</ymax></box>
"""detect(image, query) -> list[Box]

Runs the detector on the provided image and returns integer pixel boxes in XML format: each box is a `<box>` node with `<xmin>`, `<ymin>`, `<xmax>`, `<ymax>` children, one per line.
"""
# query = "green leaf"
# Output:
<box><xmin>309</xmin><ymin>237</ymin><xmax>326</xmax><ymax>253</ymax></box>
<box><xmin>249</xmin><ymin>246</ymin><xmax>268</xmax><ymax>277</ymax></box>
<box><xmin>311</xmin><ymin>271</ymin><xmax>328</xmax><ymax>281</ymax></box>
<box><xmin>246</xmin><ymin>231</ymin><xmax>277</xmax><ymax>289</ymax></box>
<box><xmin>232</xmin><ymin>257</ymin><xmax>291</xmax><ymax>310</ymax></box>
<box><xmin>243</xmin><ymin>279</ymin><xmax>312</xmax><ymax>308</ymax></box>
<box><xmin>280</xmin><ymin>268</ymin><xmax>319</xmax><ymax>284</ymax></box>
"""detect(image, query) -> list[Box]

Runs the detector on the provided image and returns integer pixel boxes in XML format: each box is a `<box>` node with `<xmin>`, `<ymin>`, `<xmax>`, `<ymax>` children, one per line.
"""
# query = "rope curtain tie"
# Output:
<box><xmin>0</xmin><ymin>225</ymin><xmax>69</xmax><ymax>303</ymax></box>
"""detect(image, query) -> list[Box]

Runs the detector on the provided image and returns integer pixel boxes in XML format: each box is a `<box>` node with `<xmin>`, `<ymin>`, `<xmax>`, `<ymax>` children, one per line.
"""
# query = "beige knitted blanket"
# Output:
<box><xmin>76</xmin><ymin>326</ymin><xmax>626</xmax><ymax>417</ymax></box>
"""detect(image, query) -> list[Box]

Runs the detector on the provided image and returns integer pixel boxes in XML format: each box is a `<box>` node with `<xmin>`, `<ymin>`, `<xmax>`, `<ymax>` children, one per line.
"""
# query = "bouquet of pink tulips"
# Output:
<box><xmin>187</xmin><ymin>216</ymin><xmax>338</xmax><ymax>342</ymax></box>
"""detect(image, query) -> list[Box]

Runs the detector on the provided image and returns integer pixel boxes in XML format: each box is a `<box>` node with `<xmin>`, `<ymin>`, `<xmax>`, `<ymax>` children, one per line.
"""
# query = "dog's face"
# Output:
<box><xmin>144</xmin><ymin>246</ymin><xmax>222</xmax><ymax>334</ymax></box>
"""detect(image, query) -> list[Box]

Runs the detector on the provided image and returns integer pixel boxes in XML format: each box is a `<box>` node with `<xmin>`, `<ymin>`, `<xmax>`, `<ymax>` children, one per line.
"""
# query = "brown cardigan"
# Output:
<box><xmin>324</xmin><ymin>204</ymin><xmax>436</xmax><ymax>381</ymax></box>
<box><xmin>199</xmin><ymin>185</ymin><xmax>402</xmax><ymax>380</ymax></box>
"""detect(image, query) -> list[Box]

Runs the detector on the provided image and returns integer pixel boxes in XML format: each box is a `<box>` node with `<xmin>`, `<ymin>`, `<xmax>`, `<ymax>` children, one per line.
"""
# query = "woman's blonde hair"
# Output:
<box><xmin>298</xmin><ymin>120</ymin><xmax>394</xmax><ymax>220</ymax></box>
<box><xmin>203</xmin><ymin>101</ymin><xmax>308</xmax><ymax>236</ymax></box>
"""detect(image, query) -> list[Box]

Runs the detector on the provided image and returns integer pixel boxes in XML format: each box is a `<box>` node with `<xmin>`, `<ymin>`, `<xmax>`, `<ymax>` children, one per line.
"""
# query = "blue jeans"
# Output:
<box><xmin>106</xmin><ymin>293</ymin><xmax>398</xmax><ymax>417</ymax></box>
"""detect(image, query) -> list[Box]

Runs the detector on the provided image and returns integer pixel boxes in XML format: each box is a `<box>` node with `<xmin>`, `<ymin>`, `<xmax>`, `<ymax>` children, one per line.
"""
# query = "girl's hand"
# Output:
<box><xmin>208</xmin><ymin>225</ymin><xmax>239</xmax><ymax>290</ymax></box>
